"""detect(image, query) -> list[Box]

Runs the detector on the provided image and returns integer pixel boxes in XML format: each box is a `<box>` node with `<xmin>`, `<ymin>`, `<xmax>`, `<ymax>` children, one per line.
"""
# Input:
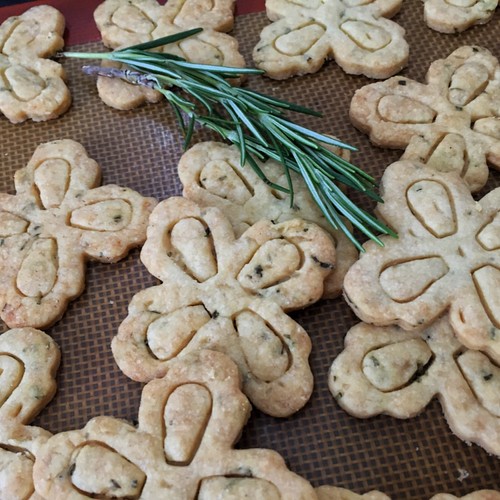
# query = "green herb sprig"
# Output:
<box><xmin>63</xmin><ymin>28</ymin><xmax>396</xmax><ymax>251</ymax></box>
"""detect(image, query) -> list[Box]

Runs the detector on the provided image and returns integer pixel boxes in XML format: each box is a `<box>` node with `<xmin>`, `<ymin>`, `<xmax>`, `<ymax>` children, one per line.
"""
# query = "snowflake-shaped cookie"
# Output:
<box><xmin>253</xmin><ymin>0</ymin><xmax>409</xmax><ymax>79</ymax></box>
<box><xmin>178</xmin><ymin>141</ymin><xmax>358</xmax><ymax>298</ymax></box>
<box><xmin>0</xmin><ymin>5</ymin><xmax>70</xmax><ymax>123</ymax></box>
<box><xmin>94</xmin><ymin>0</ymin><xmax>245</xmax><ymax>110</ymax></box>
<box><xmin>422</xmin><ymin>0</ymin><xmax>498</xmax><ymax>33</ymax></box>
<box><xmin>0</xmin><ymin>139</ymin><xmax>156</xmax><ymax>329</ymax></box>
<box><xmin>112</xmin><ymin>197</ymin><xmax>335</xmax><ymax>417</ymax></box>
<box><xmin>329</xmin><ymin>317</ymin><xmax>500</xmax><ymax>455</ymax></box>
<box><xmin>33</xmin><ymin>350</ymin><xmax>316</xmax><ymax>498</ymax></box>
<box><xmin>0</xmin><ymin>328</ymin><xmax>59</xmax><ymax>499</ymax></box>
<box><xmin>343</xmin><ymin>161</ymin><xmax>500</xmax><ymax>363</ymax></box>
<box><xmin>350</xmin><ymin>46</ymin><xmax>500</xmax><ymax>192</ymax></box>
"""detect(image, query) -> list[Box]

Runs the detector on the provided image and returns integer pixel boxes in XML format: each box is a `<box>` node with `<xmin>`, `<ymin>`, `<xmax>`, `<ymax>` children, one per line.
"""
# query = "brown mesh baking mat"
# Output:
<box><xmin>1</xmin><ymin>1</ymin><xmax>499</xmax><ymax>497</ymax></box>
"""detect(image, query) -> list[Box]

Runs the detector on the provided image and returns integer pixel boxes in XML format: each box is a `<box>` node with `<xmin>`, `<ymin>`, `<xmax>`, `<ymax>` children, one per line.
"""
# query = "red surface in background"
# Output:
<box><xmin>0</xmin><ymin>0</ymin><xmax>265</xmax><ymax>46</ymax></box>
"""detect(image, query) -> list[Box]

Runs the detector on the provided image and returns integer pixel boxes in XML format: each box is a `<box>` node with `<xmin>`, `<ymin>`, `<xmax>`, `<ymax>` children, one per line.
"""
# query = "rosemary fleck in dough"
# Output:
<box><xmin>94</xmin><ymin>0</ymin><xmax>245</xmax><ymax>110</ymax></box>
<box><xmin>329</xmin><ymin>318</ymin><xmax>500</xmax><ymax>456</ymax></box>
<box><xmin>253</xmin><ymin>0</ymin><xmax>408</xmax><ymax>79</ymax></box>
<box><xmin>33</xmin><ymin>350</ymin><xmax>316</xmax><ymax>498</ymax></box>
<box><xmin>350</xmin><ymin>46</ymin><xmax>500</xmax><ymax>193</ymax></box>
<box><xmin>178</xmin><ymin>141</ymin><xmax>358</xmax><ymax>298</ymax></box>
<box><xmin>112</xmin><ymin>197</ymin><xmax>336</xmax><ymax>417</ymax></box>
<box><xmin>0</xmin><ymin>139</ymin><xmax>156</xmax><ymax>329</ymax></box>
<box><xmin>0</xmin><ymin>5</ymin><xmax>70</xmax><ymax>123</ymax></box>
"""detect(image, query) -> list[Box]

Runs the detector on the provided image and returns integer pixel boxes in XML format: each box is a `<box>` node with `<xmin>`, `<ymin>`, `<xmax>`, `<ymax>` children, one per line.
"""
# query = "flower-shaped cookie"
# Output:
<box><xmin>0</xmin><ymin>139</ymin><xmax>156</xmax><ymax>329</ymax></box>
<box><xmin>0</xmin><ymin>328</ymin><xmax>59</xmax><ymax>499</ymax></box>
<box><xmin>93</xmin><ymin>0</ymin><xmax>245</xmax><ymax>110</ymax></box>
<box><xmin>112</xmin><ymin>197</ymin><xmax>335</xmax><ymax>417</ymax></box>
<box><xmin>33</xmin><ymin>350</ymin><xmax>316</xmax><ymax>498</ymax></box>
<box><xmin>350</xmin><ymin>46</ymin><xmax>500</xmax><ymax>192</ymax></box>
<box><xmin>0</xmin><ymin>5</ymin><xmax>70</xmax><ymax>123</ymax></box>
<box><xmin>178</xmin><ymin>141</ymin><xmax>358</xmax><ymax>298</ymax></box>
<box><xmin>253</xmin><ymin>0</ymin><xmax>408</xmax><ymax>79</ymax></box>
<box><xmin>423</xmin><ymin>0</ymin><xmax>498</xmax><ymax>33</ymax></box>
<box><xmin>343</xmin><ymin>161</ymin><xmax>500</xmax><ymax>362</ymax></box>
<box><xmin>329</xmin><ymin>317</ymin><xmax>500</xmax><ymax>455</ymax></box>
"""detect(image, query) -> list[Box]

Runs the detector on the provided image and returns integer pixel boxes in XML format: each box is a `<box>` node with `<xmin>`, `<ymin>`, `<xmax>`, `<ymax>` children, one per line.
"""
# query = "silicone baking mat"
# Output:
<box><xmin>0</xmin><ymin>1</ymin><xmax>498</xmax><ymax>497</ymax></box>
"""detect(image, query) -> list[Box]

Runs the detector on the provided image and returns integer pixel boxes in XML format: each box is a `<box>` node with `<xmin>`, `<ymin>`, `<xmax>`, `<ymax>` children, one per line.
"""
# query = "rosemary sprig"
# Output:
<box><xmin>63</xmin><ymin>28</ymin><xmax>396</xmax><ymax>251</ymax></box>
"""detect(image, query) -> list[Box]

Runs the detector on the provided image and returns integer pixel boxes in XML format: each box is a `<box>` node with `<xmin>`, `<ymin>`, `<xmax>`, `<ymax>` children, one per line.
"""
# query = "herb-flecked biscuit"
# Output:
<box><xmin>350</xmin><ymin>46</ymin><xmax>500</xmax><ymax>192</ymax></box>
<box><xmin>112</xmin><ymin>197</ymin><xmax>335</xmax><ymax>417</ymax></box>
<box><xmin>178</xmin><ymin>141</ymin><xmax>358</xmax><ymax>298</ymax></box>
<box><xmin>343</xmin><ymin>161</ymin><xmax>500</xmax><ymax>363</ymax></box>
<box><xmin>329</xmin><ymin>317</ymin><xmax>500</xmax><ymax>455</ymax></box>
<box><xmin>0</xmin><ymin>5</ymin><xmax>70</xmax><ymax>123</ymax></box>
<box><xmin>253</xmin><ymin>0</ymin><xmax>408</xmax><ymax>80</ymax></box>
<box><xmin>423</xmin><ymin>0</ymin><xmax>498</xmax><ymax>33</ymax></box>
<box><xmin>0</xmin><ymin>139</ymin><xmax>156</xmax><ymax>329</ymax></box>
<box><xmin>94</xmin><ymin>0</ymin><xmax>245</xmax><ymax>110</ymax></box>
<box><xmin>316</xmin><ymin>486</ymin><xmax>390</xmax><ymax>499</ymax></box>
<box><xmin>33</xmin><ymin>350</ymin><xmax>317</xmax><ymax>498</ymax></box>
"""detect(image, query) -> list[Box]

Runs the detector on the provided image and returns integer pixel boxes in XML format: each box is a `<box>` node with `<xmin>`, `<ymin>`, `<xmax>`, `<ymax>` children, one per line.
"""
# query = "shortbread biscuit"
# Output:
<box><xmin>350</xmin><ymin>46</ymin><xmax>500</xmax><ymax>192</ymax></box>
<box><xmin>0</xmin><ymin>5</ymin><xmax>70</xmax><ymax>123</ymax></box>
<box><xmin>112</xmin><ymin>197</ymin><xmax>335</xmax><ymax>417</ymax></box>
<box><xmin>317</xmin><ymin>486</ymin><xmax>390</xmax><ymax>499</ymax></box>
<box><xmin>343</xmin><ymin>161</ymin><xmax>500</xmax><ymax>363</ymax></box>
<box><xmin>0</xmin><ymin>139</ymin><xmax>156</xmax><ymax>329</ymax></box>
<box><xmin>253</xmin><ymin>0</ymin><xmax>408</xmax><ymax>79</ymax></box>
<box><xmin>431</xmin><ymin>493</ymin><xmax>500</xmax><ymax>500</ymax></box>
<box><xmin>33</xmin><ymin>350</ymin><xmax>317</xmax><ymax>498</ymax></box>
<box><xmin>329</xmin><ymin>317</ymin><xmax>500</xmax><ymax>455</ymax></box>
<box><xmin>423</xmin><ymin>0</ymin><xmax>498</xmax><ymax>33</ymax></box>
<box><xmin>94</xmin><ymin>0</ymin><xmax>245</xmax><ymax>110</ymax></box>
<box><xmin>178</xmin><ymin>141</ymin><xmax>358</xmax><ymax>298</ymax></box>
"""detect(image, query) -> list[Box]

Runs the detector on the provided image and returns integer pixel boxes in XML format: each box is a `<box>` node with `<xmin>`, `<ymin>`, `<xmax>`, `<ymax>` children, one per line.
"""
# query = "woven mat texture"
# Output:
<box><xmin>0</xmin><ymin>1</ymin><xmax>499</xmax><ymax>497</ymax></box>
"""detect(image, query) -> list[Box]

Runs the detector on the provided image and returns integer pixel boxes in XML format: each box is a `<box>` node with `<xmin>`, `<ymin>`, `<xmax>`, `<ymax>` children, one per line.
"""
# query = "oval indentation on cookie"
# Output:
<box><xmin>473</xmin><ymin>117</ymin><xmax>500</xmax><ymax>139</ymax></box>
<box><xmin>472</xmin><ymin>266</ymin><xmax>500</xmax><ymax>328</ymax></box>
<box><xmin>445</xmin><ymin>0</ymin><xmax>478</xmax><ymax>6</ymax></box>
<box><xmin>199</xmin><ymin>159</ymin><xmax>253</xmax><ymax>204</ymax></box>
<box><xmin>69</xmin><ymin>199</ymin><xmax>132</xmax><ymax>231</ymax></box>
<box><xmin>476</xmin><ymin>213</ymin><xmax>500</xmax><ymax>250</ymax></box>
<box><xmin>423</xmin><ymin>134</ymin><xmax>466</xmax><ymax>178</ymax></box>
<box><xmin>111</xmin><ymin>5</ymin><xmax>156</xmax><ymax>34</ymax></box>
<box><xmin>0</xmin><ymin>354</ymin><xmax>24</xmax><ymax>409</ymax></box>
<box><xmin>173</xmin><ymin>0</ymin><xmax>215</xmax><ymax>25</ymax></box>
<box><xmin>164</xmin><ymin>383</ymin><xmax>212</xmax><ymax>465</ymax></box>
<box><xmin>407</xmin><ymin>180</ymin><xmax>457</xmax><ymax>237</ymax></box>
<box><xmin>237</xmin><ymin>239</ymin><xmax>300</xmax><ymax>291</ymax></box>
<box><xmin>16</xmin><ymin>238</ymin><xmax>57</xmax><ymax>298</ymax></box>
<box><xmin>5</xmin><ymin>64</ymin><xmax>46</xmax><ymax>101</ymax></box>
<box><xmin>378</xmin><ymin>95</ymin><xmax>436</xmax><ymax>124</ymax></box>
<box><xmin>289</xmin><ymin>0</ymin><xmax>322</xmax><ymax>7</ymax></box>
<box><xmin>0</xmin><ymin>447</ymin><xmax>34</xmax><ymax>499</ymax></box>
<box><xmin>274</xmin><ymin>23</ymin><xmax>326</xmax><ymax>56</ymax></box>
<box><xmin>198</xmin><ymin>477</ymin><xmax>281</xmax><ymax>499</ymax></box>
<box><xmin>380</xmin><ymin>257</ymin><xmax>448</xmax><ymax>302</ymax></box>
<box><xmin>448</xmin><ymin>62</ymin><xmax>489</xmax><ymax>107</ymax></box>
<box><xmin>71</xmin><ymin>443</ymin><xmax>145</xmax><ymax>498</ymax></box>
<box><xmin>340</xmin><ymin>21</ymin><xmax>391</xmax><ymax>51</ymax></box>
<box><xmin>235</xmin><ymin>310</ymin><xmax>289</xmax><ymax>381</ymax></box>
<box><xmin>0</xmin><ymin>212</ymin><xmax>28</xmax><ymax>237</ymax></box>
<box><xmin>342</xmin><ymin>0</ymin><xmax>374</xmax><ymax>5</ymax></box>
<box><xmin>3</xmin><ymin>21</ymin><xmax>36</xmax><ymax>56</ymax></box>
<box><xmin>457</xmin><ymin>351</ymin><xmax>500</xmax><ymax>417</ymax></box>
<box><xmin>170</xmin><ymin>218</ymin><xmax>217</xmax><ymax>282</ymax></box>
<box><xmin>34</xmin><ymin>158</ymin><xmax>70</xmax><ymax>209</ymax></box>
<box><xmin>363</xmin><ymin>339</ymin><xmax>433</xmax><ymax>391</ymax></box>
<box><xmin>179</xmin><ymin>39</ymin><xmax>224</xmax><ymax>65</ymax></box>
<box><xmin>146</xmin><ymin>306</ymin><xmax>211</xmax><ymax>360</ymax></box>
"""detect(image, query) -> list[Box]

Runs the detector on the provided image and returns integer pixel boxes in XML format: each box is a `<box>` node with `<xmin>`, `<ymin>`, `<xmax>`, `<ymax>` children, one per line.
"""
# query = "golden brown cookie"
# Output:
<box><xmin>112</xmin><ymin>197</ymin><xmax>335</xmax><ymax>417</ymax></box>
<box><xmin>0</xmin><ymin>5</ymin><xmax>70</xmax><ymax>123</ymax></box>
<box><xmin>0</xmin><ymin>139</ymin><xmax>157</xmax><ymax>329</ymax></box>
<box><xmin>253</xmin><ymin>0</ymin><xmax>408</xmax><ymax>79</ymax></box>
<box><xmin>343</xmin><ymin>160</ymin><xmax>500</xmax><ymax>363</ymax></box>
<box><xmin>423</xmin><ymin>0</ymin><xmax>498</xmax><ymax>33</ymax></box>
<box><xmin>350</xmin><ymin>46</ymin><xmax>500</xmax><ymax>192</ymax></box>
<box><xmin>178</xmin><ymin>141</ymin><xmax>358</xmax><ymax>298</ymax></box>
<box><xmin>94</xmin><ymin>0</ymin><xmax>245</xmax><ymax>110</ymax></box>
<box><xmin>329</xmin><ymin>317</ymin><xmax>500</xmax><ymax>455</ymax></box>
<box><xmin>33</xmin><ymin>350</ymin><xmax>317</xmax><ymax>498</ymax></box>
